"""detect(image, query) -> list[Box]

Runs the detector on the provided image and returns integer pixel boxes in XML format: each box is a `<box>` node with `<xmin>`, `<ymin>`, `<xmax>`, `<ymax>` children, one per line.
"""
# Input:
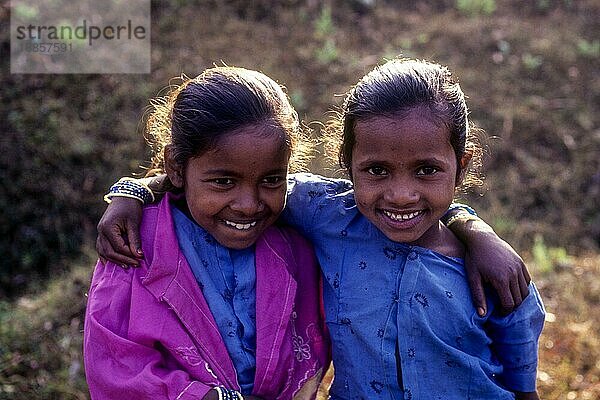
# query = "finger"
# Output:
<box><xmin>99</xmin><ymin>241</ymin><xmax>140</xmax><ymax>266</ymax></box>
<box><xmin>509</xmin><ymin>275</ymin><xmax>524</xmax><ymax>309</ymax></box>
<box><xmin>467</xmin><ymin>270</ymin><xmax>487</xmax><ymax>317</ymax></box>
<box><xmin>522</xmin><ymin>262</ymin><xmax>532</xmax><ymax>285</ymax></box>
<box><xmin>126</xmin><ymin>219</ymin><xmax>144</xmax><ymax>260</ymax></box>
<box><xmin>96</xmin><ymin>236</ymin><xmax>105</xmax><ymax>259</ymax></box>
<box><xmin>96</xmin><ymin>238</ymin><xmax>112</xmax><ymax>265</ymax></box>
<box><xmin>104</xmin><ymin>223</ymin><xmax>137</xmax><ymax>260</ymax></box>
<box><xmin>518</xmin><ymin>269</ymin><xmax>530</xmax><ymax>301</ymax></box>
<box><xmin>495</xmin><ymin>279</ymin><xmax>516</xmax><ymax>316</ymax></box>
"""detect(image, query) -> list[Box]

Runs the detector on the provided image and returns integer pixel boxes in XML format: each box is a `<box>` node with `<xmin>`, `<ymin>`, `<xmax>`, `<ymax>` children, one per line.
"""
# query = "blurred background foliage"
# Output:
<box><xmin>1</xmin><ymin>0</ymin><xmax>599</xmax><ymax>398</ymax></box>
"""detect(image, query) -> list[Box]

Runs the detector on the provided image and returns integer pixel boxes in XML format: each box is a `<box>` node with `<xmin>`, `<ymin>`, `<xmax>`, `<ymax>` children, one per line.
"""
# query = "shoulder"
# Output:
<box><xmin>138</xmin><ymin>195</ymin><xmax>179</xmax><ymax>264</ymax></box>
<box><xmin>288</xmin><ymin>172</ymin><xmax>353</xmax><ymax>194</ymax></box>
<box><xmin>260</xmin><ymin>225</ymin><xmax>317</xmax><ymax>271</ymax></box>
<box><xmin>140</xmin><ymin>202</ymin><xmax>161</xmax><ymax>235</ymax></box>
<box><xmin>287</xmin><ymin>173</ymin><xmax>357</xmax><ymax>217</ymax></box>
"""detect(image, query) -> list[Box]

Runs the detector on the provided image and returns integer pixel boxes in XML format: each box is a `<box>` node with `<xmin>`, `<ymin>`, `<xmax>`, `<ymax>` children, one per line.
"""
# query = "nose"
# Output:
<box><xmin>230</xmin><ymin>186</ymin><xmax>264</xmax><ymax>215</ymax></box>
<box><xmin>383</xmin><ymin>178</ymin><xmax>419</xmax><ymax>206</ymax></box>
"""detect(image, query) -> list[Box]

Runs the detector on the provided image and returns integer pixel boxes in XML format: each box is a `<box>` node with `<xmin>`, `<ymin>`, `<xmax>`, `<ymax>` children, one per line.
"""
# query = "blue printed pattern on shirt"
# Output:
<box><xmin>283</xmin><ymin>173</ymin><xmax>545</xmax><ymax>399</ymax></box>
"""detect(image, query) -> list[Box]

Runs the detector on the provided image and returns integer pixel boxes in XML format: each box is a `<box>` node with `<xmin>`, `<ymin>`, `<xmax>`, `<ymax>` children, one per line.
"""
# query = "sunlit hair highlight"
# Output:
<box><xmin>144</xmin><ymin>66</ymin><xmax>313</xmax><ymax>188</ymax></box>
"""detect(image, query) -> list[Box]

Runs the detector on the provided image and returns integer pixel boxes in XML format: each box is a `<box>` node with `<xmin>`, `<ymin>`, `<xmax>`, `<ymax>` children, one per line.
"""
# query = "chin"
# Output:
<box><xmin>384</xmin><ymin>232</ymin><xmax>421</xmax><ymax>244</ymax></box>
<box><xmin>220</xmin><ymin>238</ymin><xmax>258</xmax><ymax>250</ymax></box>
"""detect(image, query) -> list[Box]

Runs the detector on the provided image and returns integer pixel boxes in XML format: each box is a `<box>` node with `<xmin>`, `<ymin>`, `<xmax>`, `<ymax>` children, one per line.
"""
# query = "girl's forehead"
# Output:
<box><xmin>355</xmin><ymin>111</ymin><xmax>451</xmax><ymax>142</ymax></box>
<box><xmin>351</xmin><ymin>112</ymin><xmax>455</xmax><ymax>163</ymax></box>
<box><xmin>358</xmin><ymin>106</ymin><xmax>447</xmax><ymax>128</ymax></box>
<box><xmin>218</xmin><ymin>123</ymin><xmax>289</xmax><ymax>150</ymax></box>
<box><xmin>201</xmin><ymin>125</ymin><xmax>290</xmax><ymax>162</ymax></box>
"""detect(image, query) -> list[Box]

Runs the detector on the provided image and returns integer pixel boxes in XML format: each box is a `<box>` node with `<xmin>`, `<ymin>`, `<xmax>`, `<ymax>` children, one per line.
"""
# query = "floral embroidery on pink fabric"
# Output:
<box><xmin>173</xmin><ymin>346</ymin><xmax>203</xmax><ymax>366</ymax></box>
<box><xmin>291</xmin><ymin>310</ymin><xmax>313</xmax><ymax>362</ymax></box>
<box><xmin>293</xmin><ymin>334</ymin><xmax>311</xmax><ymax>361</ymax></box>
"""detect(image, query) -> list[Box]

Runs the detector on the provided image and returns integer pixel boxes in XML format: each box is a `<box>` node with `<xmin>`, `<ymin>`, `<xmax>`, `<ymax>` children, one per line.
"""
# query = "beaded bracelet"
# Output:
<box><xmin>448</xmin><ymin>203</ymin><xmax>477</xmax><ymax>217</ymax></box>
<box><xmin>214</xmin><ymin>386</ymin><xmax>243</xmax><ymax>400</ymax></box>
<box><xmin>444</xmin><ymin>211</ymin><xmax>480</xmax><ymax>227</ymax></box>
<box><xmin>103</xmin><ymin>177</ymin><xmax>155</xmax><ymax>204</ymax></box>
<box><xmin>440</xmin><ymin>203</ymin><xmax>478</xmax><ymax>226</ymax></box>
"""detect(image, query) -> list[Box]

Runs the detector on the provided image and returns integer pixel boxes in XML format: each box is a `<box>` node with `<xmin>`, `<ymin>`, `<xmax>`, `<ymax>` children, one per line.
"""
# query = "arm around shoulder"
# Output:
<box><xmin>445</xmin><ymin>206</ymin><xmax>531</xmax><ymax>315</ymax></box>
<box><xmin>97</xmin><ymin>175</ymin><xmax>168</xmax><ymax>266</ymax></box>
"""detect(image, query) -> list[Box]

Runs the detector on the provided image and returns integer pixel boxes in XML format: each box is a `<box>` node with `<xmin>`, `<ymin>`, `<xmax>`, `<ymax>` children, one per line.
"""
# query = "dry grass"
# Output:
<box><xmin>534</xmin><ymin>255</ymin><xmax>600</xmax><ymax>399</ymax></box>
<box><xmin>1</xmin><ymin>253</ymin><xmax>598</xmax><ymax>399</ymax></box>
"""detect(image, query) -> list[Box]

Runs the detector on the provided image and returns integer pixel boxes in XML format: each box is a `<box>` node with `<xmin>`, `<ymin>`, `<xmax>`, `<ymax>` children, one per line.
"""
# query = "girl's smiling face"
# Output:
<box><xmin>350</xmin><ymin>107</ymin><xmax>470</xmax><ymax>247</ymax></box>
<box><xmin>166</xmin><ymin>124</ymin><xmax>290</xmax><ymax>249</ymax></box>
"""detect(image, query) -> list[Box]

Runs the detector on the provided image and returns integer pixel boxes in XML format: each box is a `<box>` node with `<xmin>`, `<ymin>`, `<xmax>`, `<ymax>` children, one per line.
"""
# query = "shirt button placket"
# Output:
<box><xmin>407</xmin><ymin>250</ymin><xmax>418</xmax><ymax>261</ymax></box>
<box><xmin>402</xmin><ymin>249</ymin><xmax>418</xmax><ymax>400</ymax></box>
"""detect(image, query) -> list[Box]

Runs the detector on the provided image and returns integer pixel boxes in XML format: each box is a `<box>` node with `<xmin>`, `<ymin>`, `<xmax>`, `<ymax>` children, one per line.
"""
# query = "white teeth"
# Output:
<box><xmin>383</xmin><ymin>210</ymin><xmax>421</xmax><ymax>221</ymax></box>
<box><xmin>224</xmin><ymin>220</ymin><xmax>257</xmax><ymax>230</ymax></box>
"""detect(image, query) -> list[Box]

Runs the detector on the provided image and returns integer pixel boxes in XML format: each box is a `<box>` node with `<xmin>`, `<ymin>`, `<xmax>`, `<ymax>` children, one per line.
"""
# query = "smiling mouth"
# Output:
<box><xmin>382</xmin><ymin>210</ymin><xmax>423</xmax><ymax>221</ymax></box>
<box><xmin>223</xmin><ymin>219</ymin><xmax>258</xmax><ymax>230</ymax></box>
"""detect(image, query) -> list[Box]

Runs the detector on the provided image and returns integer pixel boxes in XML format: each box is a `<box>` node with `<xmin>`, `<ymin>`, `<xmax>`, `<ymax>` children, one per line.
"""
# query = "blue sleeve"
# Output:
<box><xmin>282</xmin><ymin>173</ymin><xmax>354</xmax><ymax>240</ymax></box>
<box><xmin>486</xmin><ymin>282</ymin><xmax>545</xmax><ymax>392</ymax></box>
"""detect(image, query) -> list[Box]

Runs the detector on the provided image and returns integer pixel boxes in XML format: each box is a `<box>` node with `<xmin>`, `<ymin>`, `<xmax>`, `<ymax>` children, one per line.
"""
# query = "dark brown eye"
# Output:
<box><xmin>262</xmin><ymin>176</ymin><xmax>285</xmax><ymax>187</ymax></box>
<box><xmin>212</xmin><ymin>178</ymin><xmax>234</xmax><ymax>185</ymax></box>
<box><xmin>367</xmin><ymin>166</ymin><xmax>388</xmax><ymax>176</ymax></box>
<box><xmin>416</xmin><ymin>166</ymin><xmax>439</xmax><ymax>176</ymax></box>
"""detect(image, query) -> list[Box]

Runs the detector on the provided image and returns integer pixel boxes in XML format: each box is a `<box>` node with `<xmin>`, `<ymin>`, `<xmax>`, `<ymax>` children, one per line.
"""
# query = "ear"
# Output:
<box><xmin>456</xmin><ymin>146</ymin><xmax>473</xmax><ymax>186</ymax></box>
<box><xmin>164</xmin><ymin>145</ymin><xmax>185</xmax><ymax>188</ymax></box>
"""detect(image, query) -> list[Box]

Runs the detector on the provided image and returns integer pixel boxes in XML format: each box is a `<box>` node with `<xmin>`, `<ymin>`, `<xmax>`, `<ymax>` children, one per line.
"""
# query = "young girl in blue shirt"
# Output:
<box><xmin>97</xmin><ymin>59</ymin><xmax>542</xmax><ymax>399</ymax></box>
<box><xmin>279</xmin><ymin>58</ymin><xmax>544</xmax><ymax>398</ymax></box>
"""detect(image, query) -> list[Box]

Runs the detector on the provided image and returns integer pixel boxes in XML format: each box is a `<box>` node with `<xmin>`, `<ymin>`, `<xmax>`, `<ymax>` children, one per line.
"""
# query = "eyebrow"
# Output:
<box><xmin>262</xmin><ymin>168</ymin><xmax>288</xmax><ymax>176</ymax></box>
<box><xmin>203</xmin><ymin>169</ymin><xmax>240</xmax><ymax>176</ymax></box>
<box><xmin>354</xmin><ymin>158</ymin><xmax>391</xmax><ymax>168</ymax></box>
<box><xmin>414</xmin><ymin>157</ymin><xmax>449</xmax><ymax>165</ymax></box>
<box><xmin>355</xmin><ymin>156</ymin><xmax>449</xmax><ymax>168</ymax></box>
<box><xmin>202</xmin><ymin>167</ymin><xmax>288</xmax><ymax>176</ymax></box>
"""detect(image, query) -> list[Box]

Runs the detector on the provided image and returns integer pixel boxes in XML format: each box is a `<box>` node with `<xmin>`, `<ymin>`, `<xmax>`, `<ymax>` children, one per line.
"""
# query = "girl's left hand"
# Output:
<box><xmin>96</xmin><ymin>197</ymin><xmax>144</xmax><ymax>266</ymax></box>
<box><xmin>464</xmin><ymin>229</ymin><xmax>531</xmax><ymax>316</ymax></box>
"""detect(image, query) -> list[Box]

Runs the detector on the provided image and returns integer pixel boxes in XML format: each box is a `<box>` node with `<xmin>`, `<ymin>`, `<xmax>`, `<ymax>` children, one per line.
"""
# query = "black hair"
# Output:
<box><xmin>335</xmin><ymin>58</ymin><xmax>480</xmax><ymax>186</ymax></box>
<box><xmin>146</xmin><ymin>66</ymin><xmax>311</xmax><ymax>181</ymax></box>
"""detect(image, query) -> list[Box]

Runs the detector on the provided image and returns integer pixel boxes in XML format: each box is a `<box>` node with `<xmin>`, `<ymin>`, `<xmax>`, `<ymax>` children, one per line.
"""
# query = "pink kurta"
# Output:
<box><xmin>84</xmin><ymin>194</ymin><xmax>330</xmax><ymax>399</ymax></box>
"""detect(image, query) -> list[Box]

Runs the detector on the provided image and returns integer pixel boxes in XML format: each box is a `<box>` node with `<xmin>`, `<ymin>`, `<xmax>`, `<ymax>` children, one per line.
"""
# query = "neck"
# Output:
<box><xmin>410</xmin><ymin>221</ymin><xmax>465</xmax><ymax>258</ymax></box>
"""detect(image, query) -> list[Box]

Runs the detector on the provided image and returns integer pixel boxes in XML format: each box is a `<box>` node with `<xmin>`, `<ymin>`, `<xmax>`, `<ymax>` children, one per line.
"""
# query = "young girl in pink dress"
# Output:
<box><xmin>84</xmin><ymin>67</ymin><xmax>330</xmax><ymax>400</ymax></box>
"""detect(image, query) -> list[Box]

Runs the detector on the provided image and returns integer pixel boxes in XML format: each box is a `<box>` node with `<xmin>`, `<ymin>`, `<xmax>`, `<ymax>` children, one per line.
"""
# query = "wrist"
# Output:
<box><xmin>441</xmin><ymin>203</ymin><xmax>477</xmax><ymax>224</ymax></box>
<box><xmin>447</xmin><ymin>214</ymin><xmax>496</xmax><ymax>243</ymax></box>
<box><xmin>104</xmin><ymin>177</ymin><xmax>154</xmax><ymax>204</ymax></box>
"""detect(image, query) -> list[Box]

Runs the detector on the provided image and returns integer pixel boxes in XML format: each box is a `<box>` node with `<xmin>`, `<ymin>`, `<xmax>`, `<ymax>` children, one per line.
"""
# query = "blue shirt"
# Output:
<box><xmin>172</xmin><ymin>207</ymin><xmax>257</xmax><ymax>394</ymax></box>
<box><xmin>283</xmin><ymin>173</ymin><xmax>545</xmax><ymax>399</ymax></box>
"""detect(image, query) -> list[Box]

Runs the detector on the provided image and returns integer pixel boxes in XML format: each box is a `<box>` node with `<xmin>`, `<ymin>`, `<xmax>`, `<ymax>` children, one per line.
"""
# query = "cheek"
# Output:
<box><xmin>353</xmin><ymin>184</ymin><xmax>376</xmax><ymax>211</ymax></box>
<box><xmin>185</xmin><ymin>187</ymin><xmax>223</xmax><ymax>217</ymax></box>
<box><xmin>265</xmin><ymin>188</ymin><xmax>287</xmax><ymax>214</ymax></box>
